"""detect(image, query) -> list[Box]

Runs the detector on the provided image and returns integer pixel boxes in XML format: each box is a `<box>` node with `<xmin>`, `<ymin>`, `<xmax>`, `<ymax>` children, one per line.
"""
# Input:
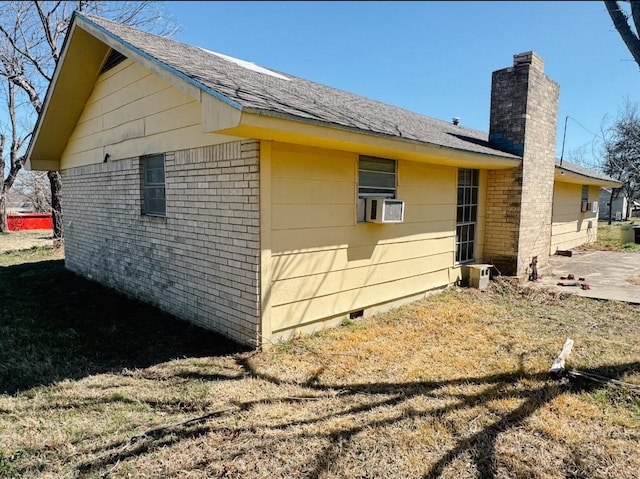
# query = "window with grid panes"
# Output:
<box><xmin>142</xmin><ymin>154</ymin><xmax>166</xmax><ymax>217</ymax></box>
<box><xmin>455</xmin><ymin>169</ymin><xmax>479</xmax><ymax>264</ymax></box>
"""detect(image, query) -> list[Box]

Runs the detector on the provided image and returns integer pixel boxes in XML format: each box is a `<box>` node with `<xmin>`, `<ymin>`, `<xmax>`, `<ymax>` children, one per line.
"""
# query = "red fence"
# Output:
<box><xmin>7</xmin><ymin>213</ymin><xmax>53</xmax><ymax>231</ymax></box>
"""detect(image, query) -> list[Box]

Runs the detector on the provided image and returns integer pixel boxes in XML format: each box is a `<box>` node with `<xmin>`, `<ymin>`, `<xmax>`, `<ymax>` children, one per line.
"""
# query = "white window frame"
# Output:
<box><xmin>357</xmin><ymin>155</ymin><xmax>397</xmax><ymax>222</ymax></box>
<box><xmin>455</xmin><ymin>168</ymin><xmax>479</xmax><ymax>264</ymax></box>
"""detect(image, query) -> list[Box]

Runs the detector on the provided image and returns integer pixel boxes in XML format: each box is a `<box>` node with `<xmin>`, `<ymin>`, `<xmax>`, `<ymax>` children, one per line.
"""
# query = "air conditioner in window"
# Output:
<box><xmin>580</xmin><ymin>200</ymin><xmax>589</xmax><ymax>212</ymax></box>
<box><xmin>592</xmin><ymin>201</ymin><xmax>599</xmax><ymax>214</ymax></box>
<box><xmin>365</xmin><ymin>198</ymin><xmax>405</xmax><ymax>223</ymax></box>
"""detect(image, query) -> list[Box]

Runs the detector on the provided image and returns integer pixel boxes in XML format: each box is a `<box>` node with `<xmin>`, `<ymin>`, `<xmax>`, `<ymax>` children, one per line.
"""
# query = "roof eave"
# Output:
<box><xmin>26</xmin><ymin>14</ymin><xmax>111</xmax><ymax>171</ymax></box>
<box><xmin>554</xmin><ymin>166</ymin><xmax>622</xmax><ymax>187</ymax></box>
<box><xmin>227</xmin><ymin>108</ymin><xmax>521</xmax><ymax>169</ymax></box>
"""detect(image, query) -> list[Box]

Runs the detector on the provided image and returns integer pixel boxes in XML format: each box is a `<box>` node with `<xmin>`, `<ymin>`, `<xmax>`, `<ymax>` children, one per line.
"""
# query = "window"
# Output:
<box><xmin>357</xmin><ymin>156</ymin><xmax>397</xmax><ymax>221</ymax></box>
<box><xmin>580</xmin><ymin>185</ymin><xmax>589</xmax><ymax>212</ymax></box>
<box><xmin>142</xmin><ymin>154</ymin><xmax>166</xmax><ymax>217</ymax></box>
<box><xmin>456</xmin><ymin>169</ymin><xmax>479</xmax><ymax>264</ymax></box>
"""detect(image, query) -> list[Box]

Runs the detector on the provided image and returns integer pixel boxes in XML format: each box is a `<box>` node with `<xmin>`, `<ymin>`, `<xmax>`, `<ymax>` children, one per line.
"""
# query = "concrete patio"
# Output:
<box><xmin>536</xmin><ymin>250</ymin><xmax>640</xmax><ymax>304</ymax></box>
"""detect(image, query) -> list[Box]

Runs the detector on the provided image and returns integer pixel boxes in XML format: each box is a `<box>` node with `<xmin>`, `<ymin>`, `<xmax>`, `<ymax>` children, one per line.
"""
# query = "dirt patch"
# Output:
<box><xmin>0</xmin><ymin>229</ymin><xmax>54</xmax><ymax>253</ymax></box>
<box><xmin>628</xmin><ymin>275</ymin><xmax>640</xmax><ymax>286</ymax></box>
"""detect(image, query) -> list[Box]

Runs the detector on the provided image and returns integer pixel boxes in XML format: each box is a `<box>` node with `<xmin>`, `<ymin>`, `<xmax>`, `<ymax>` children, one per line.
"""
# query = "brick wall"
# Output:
<box><xmin>485</xmin><ymin>52</ymin><xmax>559</xmax><ymax>276</ymax></box>
<box><xmin>484</xmin><ymin>168</ymin><xmax>522</xmax><ymax>275</ymax></box>
<box><xmin>62</xmin><ymin>140</ymin><xmax>261</xmax><ymax>346</ymax></box>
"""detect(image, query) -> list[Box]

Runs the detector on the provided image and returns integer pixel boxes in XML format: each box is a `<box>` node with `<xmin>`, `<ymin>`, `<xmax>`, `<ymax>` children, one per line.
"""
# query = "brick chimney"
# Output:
<box><xmin>483</xmin><ymin>51</ymin><xmax>559</xmax><ymax>276</ymax></box>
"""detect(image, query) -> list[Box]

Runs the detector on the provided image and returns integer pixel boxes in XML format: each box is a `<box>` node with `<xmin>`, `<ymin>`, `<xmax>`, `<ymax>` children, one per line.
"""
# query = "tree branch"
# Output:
<box><xmin>631</xmin><ymin>1</ymin><xmax>640</xmax><ymax>42</ymax></box>
<box><xmin>0</xmin><ymin>25</ymin><xmax>35</xmax><ymax>72</ymax></box>
<box><xmin>4</xmin><ymin>155</ymin><xmax>25</xmax><ymax>192</ymax></box>
<box><xmin>601</xmin><ymin>99</ymin><xmax>640</xmax><ymax>204</ymax></box>
<box><xmin>605</xmin><ymin>0</ymin><xmax>640</xmax><ymax>68</ymax></box>
<box><xmin>4</xmin><ymin>72</ymin><xmax>42</xmax><ymax>114</ymax></box>
<box><xmin>34</xmin><ymin>1</ymin><xmax>60</xmax><ymax>63</ymax></box>
<box><xmin>0</xmin><ymin>22</ymin><xmax>52</xmax><ymax>83</ymax></box>
<box><xmin>0</xmin><ymin>133</ymin><xmax>6</xmax><ymax>192</ymax></box>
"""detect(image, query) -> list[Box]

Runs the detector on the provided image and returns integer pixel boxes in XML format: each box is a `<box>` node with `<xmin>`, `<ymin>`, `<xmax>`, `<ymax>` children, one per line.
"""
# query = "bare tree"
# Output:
<box><xmin>601</xmin><ymin>99</ymin><xmax>640</xmax><ymax>219</ymax></box>
<box><xmin>0</xmin><ymin>74</ymin><xmax>29</xmax><ymax>232</ymax></box>
<box><xmin>605</xmin><ymin>0</ymin><xmax>640</xmax><ymax>69</ymax></box>
<box><xmin>9</xmin><ymin>170</ymin><xmax>51</xmax><ymax>213</ymax></box>
<box><xmin>0</xmin><ymin>1</ymin><xmax>177</xmax><ymax>236</ymax></box>
<box><xmin>566</xmin><ymin>144</ymin><xmax>603</xmax><ymax>171</ymax></box>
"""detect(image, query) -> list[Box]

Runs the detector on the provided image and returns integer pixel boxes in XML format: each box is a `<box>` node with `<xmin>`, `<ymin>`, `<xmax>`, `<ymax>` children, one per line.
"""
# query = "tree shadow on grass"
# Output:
<box><xmin>0</xmin><ymin>258</ymin><xmax>250</xmax><ymax>395</ymax></box>
<box><xmin>4</xmin><ymin>259</ymin><xmax>639</xmax><ymax>477</ymax></box>
<box><xmin>71</xmin><ymin>356</ymin><xmax>640</xmax><ymax>478</ymax></box>
<box><xmin>238</xmin><ymin>360</ymin><xmax>640</xmax><ymax>479</ymax></box>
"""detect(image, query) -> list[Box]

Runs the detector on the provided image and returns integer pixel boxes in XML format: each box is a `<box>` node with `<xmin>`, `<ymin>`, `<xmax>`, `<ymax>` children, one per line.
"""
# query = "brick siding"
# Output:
<box><xmin>485</xmin><ymin>52</ymin><xmax>559</xmax><ymax>276</ymax></box>
<box><xmin>62</xmin><ymin>140</ymin><xmax>261</xmax><ymax>346</ymax></box>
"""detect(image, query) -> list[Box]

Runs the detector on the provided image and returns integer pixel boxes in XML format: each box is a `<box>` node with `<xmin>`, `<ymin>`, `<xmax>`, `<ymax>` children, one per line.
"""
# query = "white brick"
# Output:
<box><xmin>62</xmin><ymin>140</ymin><xmax>261</xmax><ymax>346</ymax></box>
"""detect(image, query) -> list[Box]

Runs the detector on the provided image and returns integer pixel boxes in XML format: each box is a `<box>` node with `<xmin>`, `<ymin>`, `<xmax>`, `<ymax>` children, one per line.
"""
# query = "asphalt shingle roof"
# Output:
<box><xmin>555</xmin><ymin>159</ymin><xmax>620</xmax><ymax>184</ymax></box>
<box><xmin>80</xmin><ymin>13</ymin><xmax>519</xmax><ymax>160</ymax></box>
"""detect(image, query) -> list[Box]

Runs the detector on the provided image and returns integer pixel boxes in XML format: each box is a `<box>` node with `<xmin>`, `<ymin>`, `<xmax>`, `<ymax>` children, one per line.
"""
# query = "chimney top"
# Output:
<box><xmin>513</xmin><ymin>51</ymin><xmax>544</xmax><ymax>71</ymax></box>
<box><xmin>452</xmin><ymin>117</ymin><xmax>460</xmax><ymax>126</ymax></box>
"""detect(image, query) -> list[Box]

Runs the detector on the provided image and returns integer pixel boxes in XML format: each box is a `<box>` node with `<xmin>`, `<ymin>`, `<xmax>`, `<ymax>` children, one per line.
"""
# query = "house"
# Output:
<box><xmin>598</xmin><ymin>187</ymin><xmax>627</xmax><ymax>221</ymax></box>
<box><xmin>26</xmin><ymin>13</ymin><xmax>621</xmax><ymax>346</ymax></box>
<box><xmin>597</xmin><ymin>187</ymin><xmax>639</xmax><ymax>221</ymax></box>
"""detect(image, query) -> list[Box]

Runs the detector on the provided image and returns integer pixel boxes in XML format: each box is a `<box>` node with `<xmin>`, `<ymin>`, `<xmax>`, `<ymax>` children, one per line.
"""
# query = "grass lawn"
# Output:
<box><xmin>1</xmin><ymin>245</ymin><xmax>639</xmax><ymax>478</ymax></box>
<box><xmin>0</xmin><ymin>230</ymin><xmax>57</xmax><ymax>256</ymax></box>
<box><xmin>579</xmin><ymin>220</ymin><xmax>640</xmax><ymax>252</ymax></box>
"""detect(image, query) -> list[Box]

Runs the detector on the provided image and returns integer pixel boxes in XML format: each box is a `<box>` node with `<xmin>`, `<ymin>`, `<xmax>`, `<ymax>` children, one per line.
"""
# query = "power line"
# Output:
<box><xmin>566</xmin><ymin>116</ymin><xmax>603</xmax><ymax>140</ymax></box>
<box><xmin>559</xmin><ymin>115</ymin><xmax>605</xmax><ymax>166</ymax></box>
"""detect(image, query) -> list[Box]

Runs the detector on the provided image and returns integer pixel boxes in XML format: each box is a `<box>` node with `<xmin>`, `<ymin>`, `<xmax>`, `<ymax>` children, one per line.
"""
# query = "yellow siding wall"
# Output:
<box><xmin>268</xmin><ymin>142</ymin><xmax>457</xmax><ymax>337</ymax></box>
<box><xmin>61</xmin><ymin>59</ymin><xmax>239</xmax><ymax>169</ymax></box>
<box><xmin>550</xmin><ymin>183</ymin><xmax>599</xmax><ymax>252</ymax></box>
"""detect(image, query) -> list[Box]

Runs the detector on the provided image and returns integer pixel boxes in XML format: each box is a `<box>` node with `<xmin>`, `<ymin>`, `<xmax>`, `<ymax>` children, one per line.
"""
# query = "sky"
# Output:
<box><xmin>163</xmin><ymin>0</ymin><xmax>640</xmax><ymax>168</ymax></box>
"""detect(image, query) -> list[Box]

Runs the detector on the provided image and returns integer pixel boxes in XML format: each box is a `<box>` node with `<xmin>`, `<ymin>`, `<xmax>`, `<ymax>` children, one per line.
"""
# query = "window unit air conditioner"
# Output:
<box><xmin>580</xmin><ymin>200</ymin><xmax>589</xmax><ymax>212</ymax></box>
<box><xmin>365</xmin><ymin>197</ymin><xmax>405</xmax><ymax>223</ymax></box>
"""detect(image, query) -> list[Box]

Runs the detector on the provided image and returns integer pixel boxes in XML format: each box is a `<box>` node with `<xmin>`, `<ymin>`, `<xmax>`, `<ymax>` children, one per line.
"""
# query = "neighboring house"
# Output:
<box><xmin>598</xmin><ymin>187</ymin><xmax>629</xmax><ymax>221</ymax></box>
<box><xmin>26</xmin><ymin>13</ymin><xmax>620</xmax><ymax>346</ymax></box>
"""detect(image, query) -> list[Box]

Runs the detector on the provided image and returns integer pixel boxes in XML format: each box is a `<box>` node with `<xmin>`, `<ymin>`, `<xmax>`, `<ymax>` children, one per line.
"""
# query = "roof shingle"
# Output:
<box><xmin>80</xmin><ymin>13</ymin><xmax>519</xmax><ymax>160</ymax></box>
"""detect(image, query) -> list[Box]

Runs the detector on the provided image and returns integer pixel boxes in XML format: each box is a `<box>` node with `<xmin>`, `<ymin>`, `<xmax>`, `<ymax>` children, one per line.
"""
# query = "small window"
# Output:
<box><xmin>357</xmin><ymin>156</ymin><xmax>397</xmax><ymax>221</ymax></box>
<box><xmin>581</xmin><ymin>185</ymin><xmax>589</xmax><ymax>202</ymax></box>
<box><xmin>142</xmin><ymin>154</ymin><xmax>166</xmax><ymax>217</ymax></box>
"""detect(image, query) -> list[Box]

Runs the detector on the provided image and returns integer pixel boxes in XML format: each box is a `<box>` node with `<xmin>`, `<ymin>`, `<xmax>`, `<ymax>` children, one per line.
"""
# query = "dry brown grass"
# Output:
<box><xmin>1</xmin><ymin>254</ymin><xmax>639</xmax><ymax>478</ymax></box>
